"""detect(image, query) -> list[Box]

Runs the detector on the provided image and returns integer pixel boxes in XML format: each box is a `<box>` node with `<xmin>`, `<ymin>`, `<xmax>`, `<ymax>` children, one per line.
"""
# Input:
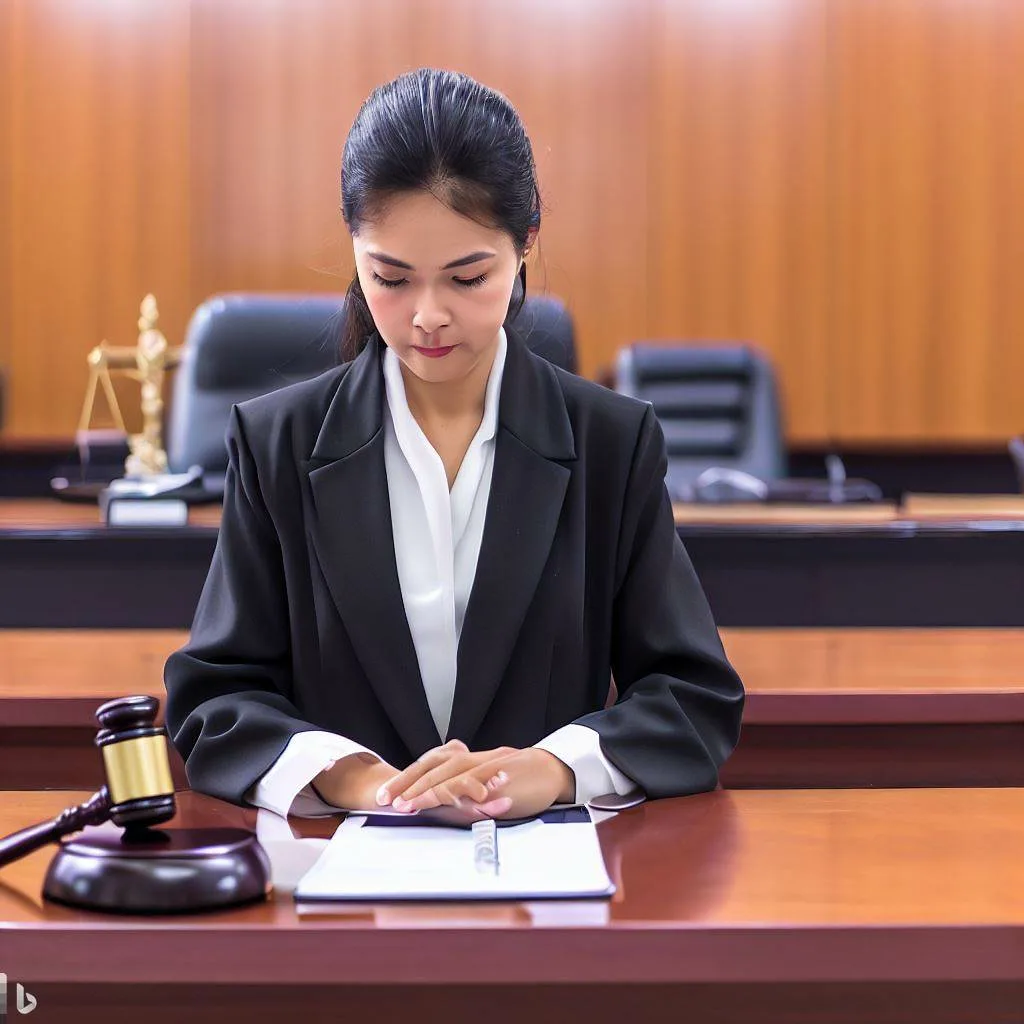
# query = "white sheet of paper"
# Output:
<box><xmin>294</xmin><ymin>817</ymin><xmax>615</xmax><ymax>901</ymax></box>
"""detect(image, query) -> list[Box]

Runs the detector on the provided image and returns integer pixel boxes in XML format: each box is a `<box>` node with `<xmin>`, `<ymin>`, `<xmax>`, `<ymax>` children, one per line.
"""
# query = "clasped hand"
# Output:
<box><xmin>317</xmin><ymin>740</ymin><xmax>575</xmax><ymax>823</ymax></box>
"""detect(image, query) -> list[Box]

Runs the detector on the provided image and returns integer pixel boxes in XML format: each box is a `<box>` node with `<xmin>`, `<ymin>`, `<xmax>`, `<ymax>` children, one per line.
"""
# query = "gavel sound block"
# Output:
<box><xmin>0</xmin><ymin>695</ymin><xmax>270</xmax><ymax>914</ymax></box>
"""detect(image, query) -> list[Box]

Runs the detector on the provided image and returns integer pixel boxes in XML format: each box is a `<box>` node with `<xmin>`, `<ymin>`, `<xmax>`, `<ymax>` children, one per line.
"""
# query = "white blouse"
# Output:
<box><xmin>248</xmin><ymin>328</ymin><xmax>637</xmax><ymax>818</ymax></box>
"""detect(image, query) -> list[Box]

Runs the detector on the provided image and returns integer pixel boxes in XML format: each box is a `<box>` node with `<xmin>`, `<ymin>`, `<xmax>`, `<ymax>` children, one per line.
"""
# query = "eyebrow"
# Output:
<box><xmin>367</xmin><ymin>250</ymin><xmax>496</xmax><ymax>271</ymax></box>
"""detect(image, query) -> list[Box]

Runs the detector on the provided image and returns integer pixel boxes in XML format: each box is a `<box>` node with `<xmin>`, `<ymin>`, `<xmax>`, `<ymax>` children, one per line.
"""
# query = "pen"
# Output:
<box><xmin>472</xmin><ymin>819</ymin><xmax>499</xmax><ymax>876</ymax></box>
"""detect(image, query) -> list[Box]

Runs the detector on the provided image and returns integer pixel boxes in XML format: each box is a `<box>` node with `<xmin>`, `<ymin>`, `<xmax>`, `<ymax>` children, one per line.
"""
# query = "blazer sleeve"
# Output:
<box><xmin>164</xmin><ymin>405</ymin><xmax>330</xmax><ymax>807</ymax></box>
<box><xmin>575</xmin><ymin>405</ymin><xmax>745</xmax><ymax>799</ymax></box>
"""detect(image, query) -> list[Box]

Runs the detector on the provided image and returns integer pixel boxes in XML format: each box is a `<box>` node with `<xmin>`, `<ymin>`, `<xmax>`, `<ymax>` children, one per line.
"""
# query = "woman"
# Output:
<box><xmin>164</xmin><ymin>68</ymin><xmax>744</xmax><ymax>822</ymax></box>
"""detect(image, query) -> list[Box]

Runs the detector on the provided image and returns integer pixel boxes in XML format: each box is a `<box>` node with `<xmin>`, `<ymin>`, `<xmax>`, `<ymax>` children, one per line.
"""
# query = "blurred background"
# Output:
<box><xmin>1</xmin><ymin>0</ymin><xmax>1023</xmax><ymax>492</ymax></box>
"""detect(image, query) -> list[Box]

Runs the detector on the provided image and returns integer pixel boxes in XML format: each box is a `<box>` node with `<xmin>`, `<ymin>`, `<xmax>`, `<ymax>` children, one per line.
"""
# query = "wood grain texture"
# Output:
<box><xmin>3</xmin><ymin>788</ymin><xmax>1024</xmax><ymax>939</ymax></box>
<box><xmin>4</xmin><ymin>0</ymin><xmax>1024</xmax><ymax>446</ymax></box>
<box><xmin>648</xmin><ymin>0</ymin><xmax>831</xmax><ymax>444</ymax></box>
<box><xmin>721</xmin><ymin>627</ymin><xmax>1024</xmax><ymax>694</ymax></box>
<box><xmin>0</xmin><ymin>1</ymin><xmax>11</xmax><ymax>397</ymax></box>
<box><xmin>3</xmin><ymin>624</ymin><xmax>1021</xmax><ymax>703</ymax></box>
<box><xmin>831</xmin><ymin>0</ymin><xmax>1024</xmax><ymax>443</ymax></box>
<box><xmin>673</xmin><ymin>501</ymin><xmax>899</xmax><ymax>524</ymax></box>
<box><xmin>0</xmin><ymin>497</ymin><xmax>220</xmax><ymax>528</ymax></box>
<box><xmin>9</xmin><ymin>496</ymin><xmax>1024</xmax><ymax>530</ymax></box>
<box><xmin>188</xmin><ymin>0</ymin><xmax>652</xmax><ymax>383</ymax></box>
<box><xmin>902</xmin><ymin>493</ymin><xmax>1024</xmax><ymax>519</ymax></box>
<box><xmin>6</xmin><ymin>0</ymin><xmax>191</xmax><ymax>438</ymax></box>
<box><xmin>0</xmin><ymin>629</ymin><xmax>184</xmax><ymax>699</ymax></box>
<box><xmin>2</xmin><ymin>627</ymin><xmax>1021</xmax><ymax>789</ymax></box>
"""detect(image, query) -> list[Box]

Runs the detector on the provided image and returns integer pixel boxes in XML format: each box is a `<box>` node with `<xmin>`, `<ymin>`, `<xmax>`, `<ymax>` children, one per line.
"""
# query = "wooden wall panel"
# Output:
<box><xmin>3</xmin><ymin>0</ymin><xmax>1024</xmax><ymax>444</ymax></box>
<box><xmin>189</xmin><ymin>0</ymin><xmax>651</xmax><ymax>379</ymax></box>
<box><xmin>6</xmin><ymin>0</ymin><xmax>190</xmax><ymax>438</ymax></box>
<box><xmin>648</xmin><ymin>0</ymin><xmax>831</xmax><ymax>444</ymax></box>
<box><xmin>0</xmin><ymin>1</ymin><xmax>12</xmax><ymax>422</ymax></box>
<box><xmin>831</xmin><ymin>0</ymin><xmax>1024</xmax><ymax>443</ymax></box>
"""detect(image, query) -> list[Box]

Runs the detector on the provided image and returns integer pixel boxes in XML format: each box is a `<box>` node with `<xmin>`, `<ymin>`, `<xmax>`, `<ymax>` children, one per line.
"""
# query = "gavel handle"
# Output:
<box><xmin>0</xmin><ymin>788</ymin><xmax>112</xmax><ymax>868</ymax></box>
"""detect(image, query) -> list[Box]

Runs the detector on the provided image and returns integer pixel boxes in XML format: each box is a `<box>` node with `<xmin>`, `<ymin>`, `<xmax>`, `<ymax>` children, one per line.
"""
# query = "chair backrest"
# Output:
<box><xmin>615</xmin><ymin>343</ymin><xmax>786</xmax><ymax>500</ymax></box>
<box><xmin>1009</xmin><ymin>436</ymin><xmax>1024</xmax><ymax>493</ymax></box>
<box><xmin>166</xmin><ymin>292</ymin><xmax>577</xmax><ymax>475</ymax></box>
<box><xmin>166</xmin><ymin>294</ymin><xmax>345</xmax><ymax>474</ymax></box>
<box><xmin>506</xmin><ymin>294</ymin><xmax>577</xmax><ymax>374</ymax></box>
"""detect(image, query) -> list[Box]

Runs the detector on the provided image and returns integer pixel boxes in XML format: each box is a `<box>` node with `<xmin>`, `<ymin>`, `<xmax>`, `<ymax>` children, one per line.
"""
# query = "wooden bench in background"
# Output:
<box><xmin>3</xmin><ymin>628</ymin><xmax>1021</xmax><ymax>790</ymax></box>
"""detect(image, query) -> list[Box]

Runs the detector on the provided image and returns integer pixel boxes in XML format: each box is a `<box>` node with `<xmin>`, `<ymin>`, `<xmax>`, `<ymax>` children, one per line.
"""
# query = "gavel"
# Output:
<box><xmin>0</xmin><ymin>695</ymin><xmax>270</xmax><ymax>913</ymax></box>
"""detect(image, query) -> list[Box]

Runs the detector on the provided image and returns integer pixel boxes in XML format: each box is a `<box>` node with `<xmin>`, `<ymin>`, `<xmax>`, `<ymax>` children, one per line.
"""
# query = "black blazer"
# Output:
<box><xmin>164</xmin><ymin>329</ymin><xmax>745</xmax><ymax>807</ymax></box>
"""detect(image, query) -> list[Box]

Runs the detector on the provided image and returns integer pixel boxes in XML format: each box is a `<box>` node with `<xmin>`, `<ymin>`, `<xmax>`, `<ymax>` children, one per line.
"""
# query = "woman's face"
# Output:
<box><xmin>352</xmin><ymin>190</ymin><xmax>523</xmax><ymax>386</ymax></box>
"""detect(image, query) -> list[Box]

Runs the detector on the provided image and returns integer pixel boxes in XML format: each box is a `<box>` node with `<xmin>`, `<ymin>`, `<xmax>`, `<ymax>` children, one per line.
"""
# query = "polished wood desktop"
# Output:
<box><xmin>673</xmin><ymin>501</ymin><xmax>901</xmax><ymax>524</ymax></box>
<box><xmin>3</xmin><ymin>629</ymin><xmax>1022</xmax><ymax>790</ymax></box>
<box><xmin>676</xmin><ymin>494</ymin><xmax>1024</xmax><ymax>525</ymax></box>
<box><xmin>1</xmin><ymin>788</ymin><xmax>1021</xmax><ymax>1023</ymax></box>
<box><xmin>902</xmin><ymin>493</ymin><xmax>1024</xmax><ymax>519</ymax></box>
<box><xmin>0</xmin><ymin>498</ymin><xmax>222</xmax><ymax>529</ymax></box>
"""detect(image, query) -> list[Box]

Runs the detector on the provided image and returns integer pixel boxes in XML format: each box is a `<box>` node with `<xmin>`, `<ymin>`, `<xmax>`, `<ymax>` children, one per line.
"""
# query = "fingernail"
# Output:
<box><xmin>496</xmin><ymin>771</ymin><xmax>509</xmax><ymax>784</ymax></box>
<box><xmin>393</xmin><ymin>797</ymin><xmax>410</xmax><ymax>812</ymax></box>
<box><xmin>376</xmin><ymin>787</ymin><xmax>390</xmax><ymax>806</ymax></box>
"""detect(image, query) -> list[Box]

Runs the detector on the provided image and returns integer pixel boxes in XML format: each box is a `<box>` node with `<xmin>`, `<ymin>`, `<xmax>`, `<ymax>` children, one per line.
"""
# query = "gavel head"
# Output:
<box><xmin>95</xmin><ymin>695</ymin><xmax>176</xmax><ymax>831</ymax></box>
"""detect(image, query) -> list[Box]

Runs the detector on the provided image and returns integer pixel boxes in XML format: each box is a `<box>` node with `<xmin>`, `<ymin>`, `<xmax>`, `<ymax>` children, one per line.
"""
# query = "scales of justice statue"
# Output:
<box><xmin>77</xmin><ymin>293</ymin><xmax>183</xmax><ymax>479</ymax></box>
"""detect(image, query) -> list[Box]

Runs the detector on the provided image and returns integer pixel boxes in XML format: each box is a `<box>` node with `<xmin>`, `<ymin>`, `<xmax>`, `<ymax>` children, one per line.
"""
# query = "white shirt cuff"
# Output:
<box><xmin>533</xmin><ymin>723</ymin><xmax>641</xmax><ymax>805</ymax></box>
<box><xmin>244</xmin><ymin>730</ymin><xmax>380</xmax><ymax>818</ymax></box>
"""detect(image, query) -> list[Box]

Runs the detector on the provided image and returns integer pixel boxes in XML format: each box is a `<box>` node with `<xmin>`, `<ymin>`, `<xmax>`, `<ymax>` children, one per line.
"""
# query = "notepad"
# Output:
<box><xmin>293</xmin><ymin>809</ymin><xmax>615</xmax><ymax>902</ymax></box>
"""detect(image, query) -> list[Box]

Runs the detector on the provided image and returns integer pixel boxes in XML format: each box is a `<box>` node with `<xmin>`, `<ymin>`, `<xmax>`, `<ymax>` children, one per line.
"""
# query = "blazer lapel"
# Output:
<box><xmin>304</xmin><ymin>336</ymin><xmax>442</xmax><ymax>757</ymax></box>
<box><xmin>447</xmin><ymin>329</ymin><xmax>577</xmax><ymax>742</ymax></box>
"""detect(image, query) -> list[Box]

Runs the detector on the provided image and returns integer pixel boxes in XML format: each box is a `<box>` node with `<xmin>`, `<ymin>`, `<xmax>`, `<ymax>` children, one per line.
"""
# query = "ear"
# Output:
<box><xmin>522</xmin><ymin>226</ymin><xmax>539</xmax><ymax>262</ymax></box>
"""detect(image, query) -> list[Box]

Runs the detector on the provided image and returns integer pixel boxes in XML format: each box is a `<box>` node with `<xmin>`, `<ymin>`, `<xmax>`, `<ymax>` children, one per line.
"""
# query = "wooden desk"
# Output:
<box><xmin>720</xmin><ymin>627</ymin><xmax>1024</xmax><ymax>786</ymax></box>
<box><xmin>13</xmin><ymin>494</ymin><xmax>1022</xmax><ymax>531</ymax></box>
<box><xmin>0</xmin><ymin>498</ymin><xmax>222</xmax><ymax>529</ymax></box>
<box><xmin>4</xmin><ymin>499</ymin><xmax>1024</xmax><ymax>628</ymax></box>
<box><xmin>675</xmin><ymin>494</ymin><xmax>1024</xmax><ymax>526</ymax></box>
<box><xmin>903</xmin><ymin>493</ymin><xmax>1024</xmax><ymax>519</ymax></box>
<box><xmin>3</xmin><ymin>629</ymin><xmax>1022</xmax><ymax>790</ymax></box>
<box><xmin>1</xmin><ymin>788</ymin><xmax>1021</xmax><ymax>1024</ymax></box>
<box><xmin>5</xmin><ymin>494</ymin><xmax>1021</xmax><ymax>532</ymax></box>
<box><xmin>673</xmin><ymin>502</ymin><xmax>900</xmax><ymax>525</ymax></box>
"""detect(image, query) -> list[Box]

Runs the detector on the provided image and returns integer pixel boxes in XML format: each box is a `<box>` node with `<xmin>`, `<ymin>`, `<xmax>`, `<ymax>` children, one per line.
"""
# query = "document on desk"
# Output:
<box><xmin>293</xmin><ymin>808</ymin><xmax>615</xmax><ymax>902</ymax></box>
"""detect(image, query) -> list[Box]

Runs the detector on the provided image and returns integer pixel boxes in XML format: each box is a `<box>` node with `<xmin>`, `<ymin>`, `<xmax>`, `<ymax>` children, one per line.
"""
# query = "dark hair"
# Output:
<box><xmin>339</xmin><ymin>68</ymin><xmax>541</xmax><ymax>362</ymax></box>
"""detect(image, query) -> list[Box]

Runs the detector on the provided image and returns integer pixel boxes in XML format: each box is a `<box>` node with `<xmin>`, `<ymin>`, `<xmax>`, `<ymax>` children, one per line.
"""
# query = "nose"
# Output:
<box><xmin>411</xmin><ymin>287</ymin><xmax>451</xmax><ymax>336</ymax></box>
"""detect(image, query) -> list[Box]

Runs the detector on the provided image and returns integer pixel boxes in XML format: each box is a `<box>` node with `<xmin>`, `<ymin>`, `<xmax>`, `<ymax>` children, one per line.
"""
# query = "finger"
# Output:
<box><xmin>375</xmin><ymin>740</ymin><xmax>466</xmax><ymax>807</ymax></box>
<box><xmin>457</xmin><ymin>759</ymin><xmax>514</xmax><ymax>792</ymax></box>
<box><xmin>398</xmin><ymin>752</ymin><xmax>487</xmax><ymax>804</ymax></box>
<box><xmin>400</xmin><ymin>761</ymin><xmax>512</xmax><ymax>811</ymax></box>
<box><xmin>474</xmin><ymin>796</ymin><xmax>514</xmax><ymax>818</ymax></box>
<box><xmin>402</xmin><ymin>772</ymin><xmax>492</xmax><ymax>812</ymax></box>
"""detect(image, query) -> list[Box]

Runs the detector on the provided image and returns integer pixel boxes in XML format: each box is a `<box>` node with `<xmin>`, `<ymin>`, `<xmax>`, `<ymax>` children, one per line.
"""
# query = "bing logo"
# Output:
<box><xmin>0</xmin><ymin>974</ymin><xmax>38</xmax><ymax>1017</ymax></box>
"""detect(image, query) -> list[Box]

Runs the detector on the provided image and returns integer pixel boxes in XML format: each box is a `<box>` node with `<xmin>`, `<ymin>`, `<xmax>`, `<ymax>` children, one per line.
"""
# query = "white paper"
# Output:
<box><xmin>294</xmin><ymin>816</ymin><xmax>615</xmax><ymax>902</ymax></box>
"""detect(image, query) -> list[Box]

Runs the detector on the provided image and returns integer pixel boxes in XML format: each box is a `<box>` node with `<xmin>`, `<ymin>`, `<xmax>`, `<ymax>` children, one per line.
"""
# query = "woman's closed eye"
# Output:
<box><xmin>453</xmin><ymin>273</ymin><xmax>488</xmax><ymax>288</ymax></box>
<box><xmin>370</xmin><ymin>271</ymin><xmax>488</xmax><ymax>289</ymax></box>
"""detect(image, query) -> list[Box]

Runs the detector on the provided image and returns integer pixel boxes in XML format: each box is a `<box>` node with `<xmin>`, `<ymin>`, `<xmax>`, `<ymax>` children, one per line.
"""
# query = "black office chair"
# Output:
<box><xmin>1009</xmin><ymin>436</ymin><xmax>1024</xmax><ymax>493</ymax></box>
<box><xmin>166</xmin><ymin>294</ymin><xmax>345</xmax><ymax>479</ymax></box>
<box><xmin>506</xmin><ymin>294</ymin><xmax>577</xmax><ymax>374</ymax></box>
<box><xmin>614</xmin><ymin>343</ymin><xmax>786</xmax><ymax>501</ymax></box>
<box><xmin>166</xmin><ymin>292</ymin><xmax>577</xmax><ymax>482</ymax></box>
